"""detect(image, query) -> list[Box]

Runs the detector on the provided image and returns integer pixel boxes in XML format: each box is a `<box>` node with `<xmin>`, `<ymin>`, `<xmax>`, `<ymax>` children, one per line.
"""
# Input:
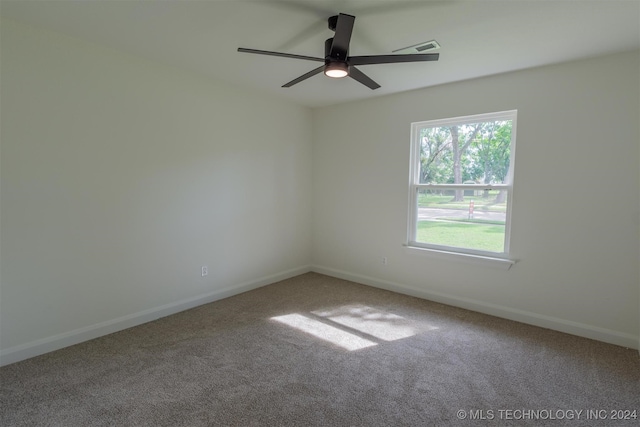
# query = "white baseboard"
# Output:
<box><xmin>311</xmin><ymin>265</ymin><xmax>639</xmax><ymax>350</ymax></box>
<box><xmin>3</xmin><ymin>264</ymin><xmax>636</xmax><ymax>366</ymax></box>
<box><xmin>0</xmin><ymin>265</ymin><xmax>312</xmax><ymax>367</ymax></box>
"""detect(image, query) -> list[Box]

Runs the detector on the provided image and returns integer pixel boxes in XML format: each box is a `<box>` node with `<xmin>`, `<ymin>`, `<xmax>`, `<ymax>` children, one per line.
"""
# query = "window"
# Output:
<box><xmin>407</xmin><ymin>110</ymin><xmax>517</xmax><ymax>261</ymax></box>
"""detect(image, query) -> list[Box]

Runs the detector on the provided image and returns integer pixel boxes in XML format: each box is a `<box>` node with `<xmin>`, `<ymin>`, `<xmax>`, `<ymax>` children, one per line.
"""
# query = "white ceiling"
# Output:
<box><xmin>2</xmin><ymin>0</ymin><xmax>639</xmax><ymax>108</ymax></box>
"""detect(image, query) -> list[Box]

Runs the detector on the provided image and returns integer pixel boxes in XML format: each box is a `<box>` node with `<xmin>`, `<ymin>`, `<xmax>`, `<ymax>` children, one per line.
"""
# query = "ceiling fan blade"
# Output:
<box><xmin>329</xmin><ymin>13</ymin><xmax>355</xmax><ymax>60</ymax></box>
<box><xmin>282</xmin><ymin>65</ymin><xmax>325</xmax><ymax>88</ymax></box>
<box><xmin>238</xmin><ymin>48</ymin><xmax>324</xmax><ymax>63</ymax></box>
<box><xmin>349</xmin><ymin>53</ymin><xmax>439</xmax><ymax>65</ymax></box>
<box><xmin>349</xmin><ymin>66</ymin><xmax>380</xmax><ymax>90</ymax></box>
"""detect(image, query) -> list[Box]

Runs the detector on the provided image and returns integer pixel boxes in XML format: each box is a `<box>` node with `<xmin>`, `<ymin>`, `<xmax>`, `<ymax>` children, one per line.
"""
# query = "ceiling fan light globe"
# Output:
<box><xmin>325</xmin><ymin>69</ymin><xmax>348</xmax><ymax>78</ymax></box>
<box><xmin>324</xmin><ymin>62</ymin><xmax>349</xmax><ymax>78</ymax></box>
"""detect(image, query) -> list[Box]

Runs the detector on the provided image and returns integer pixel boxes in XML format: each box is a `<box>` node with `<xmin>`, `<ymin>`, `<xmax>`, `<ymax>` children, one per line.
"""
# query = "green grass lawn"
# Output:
<box><xmin>416</xmin><ymin>220</ymin><xmax>505</xmax><ymax>253</ymax></box>
<box><xmin>418</xmin><ymin>192</ymin><xmax>507</xmax><ymax>212</ymax></box>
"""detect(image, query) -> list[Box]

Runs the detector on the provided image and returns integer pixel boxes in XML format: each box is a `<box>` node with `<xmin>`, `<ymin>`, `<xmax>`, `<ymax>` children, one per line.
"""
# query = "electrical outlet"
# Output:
<box><xmin>201</xmin><ymin>266</ymin><xmax>208</xmax><ymax>277</ymax></box>
<box><xmin>381</xmin><ymin>257</ymin><xmax>388</xmax><ymax>265</ymax></box>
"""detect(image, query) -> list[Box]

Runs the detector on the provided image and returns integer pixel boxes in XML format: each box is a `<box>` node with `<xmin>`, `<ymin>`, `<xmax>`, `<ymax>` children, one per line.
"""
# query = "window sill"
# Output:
<box><xmin>403</xmin><ymin>245</ymin><xmax>517</xmax><ymax>270</ymax></box>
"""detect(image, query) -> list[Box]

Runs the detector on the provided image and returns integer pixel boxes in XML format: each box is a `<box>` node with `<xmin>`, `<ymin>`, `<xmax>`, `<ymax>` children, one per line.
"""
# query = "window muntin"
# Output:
<box><xmin>408</xmin><ymin>111</ymin><xmax>516</xmax><ymax>257</ymax></box>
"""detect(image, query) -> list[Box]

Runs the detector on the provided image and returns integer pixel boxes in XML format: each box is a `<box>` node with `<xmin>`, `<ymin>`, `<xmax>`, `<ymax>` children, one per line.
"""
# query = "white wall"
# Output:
<box><xmin>2</xmin><ymin>19</ymin><xmax>638</xmax><ymax>366</ymax></box>
<box><xmin>0</xmin><ymin>20</ymin><xmax>313</xmax><ymax>364</ymax></box>
<box><xmin>312</xmin><ymin>50</ymin><xmax>640</xmax><ymax>349</ymax></box>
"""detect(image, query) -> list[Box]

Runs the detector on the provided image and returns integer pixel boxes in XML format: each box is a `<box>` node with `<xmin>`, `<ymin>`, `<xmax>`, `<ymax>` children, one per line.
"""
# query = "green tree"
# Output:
<box><xmin>450</xmin><ymin>124</ymin><xmax>481</xmax><ymax>201</ymax></box>
<box><xmin>419</xmin><ymin>126</ymin><xmax>451</xmax><ymax>184</ymax></box>
<box><xmin>419</xmin><ymin>120</ymin><xmax>511</xmax><ymax>202</ymax></box>
<box><xmin>473</xmin><ymin>121</ymin><xmax>512</xmax><ymax>199</ymax></box>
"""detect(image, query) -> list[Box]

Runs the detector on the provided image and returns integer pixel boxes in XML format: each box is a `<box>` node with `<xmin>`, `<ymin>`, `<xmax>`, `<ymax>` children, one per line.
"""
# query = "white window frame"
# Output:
<box><xmin>406</xmin><ymin>110</ymin><xmax>517</xmax><ymax>268</ymax></box>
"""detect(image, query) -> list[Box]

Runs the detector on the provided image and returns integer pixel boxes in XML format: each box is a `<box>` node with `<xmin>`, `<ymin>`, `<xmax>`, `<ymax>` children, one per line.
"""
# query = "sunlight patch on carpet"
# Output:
<box><xmin>271</xmin><ymin>313</ymin><xmax>378</xmax><ymax>351</ymax></box>
<box><xmin>270</xmin><ymin>304</ymin><xmax>437</xmax><ymax>351</ymax></box>
<box><xmin>312</xmin><ymin>304</ymin><xmax>422</xmax><ymax>341</ymax></box>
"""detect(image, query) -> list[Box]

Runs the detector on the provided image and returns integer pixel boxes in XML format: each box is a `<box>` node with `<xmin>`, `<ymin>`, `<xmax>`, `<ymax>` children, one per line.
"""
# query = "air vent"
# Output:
<box><xmin>392</xmin><ymin>40</ymin><xmax>441</xmax><ymax>54</ymax></box>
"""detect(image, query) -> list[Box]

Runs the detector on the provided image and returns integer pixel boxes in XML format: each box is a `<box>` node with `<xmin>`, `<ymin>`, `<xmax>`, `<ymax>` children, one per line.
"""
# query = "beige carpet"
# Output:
<box><xmin>1</xmin><ymin>272</ymin><xmax>639</xmax><ymax>426</ymax></box>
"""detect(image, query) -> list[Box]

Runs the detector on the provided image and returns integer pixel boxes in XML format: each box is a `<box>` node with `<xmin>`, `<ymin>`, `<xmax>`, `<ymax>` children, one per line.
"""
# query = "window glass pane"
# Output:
<box><xmin>416</xmin><ymin>189</ymin><xmax>508</xmax><ymax>253</ymax></box>
<box><xmin>419</xmin><ymin>120</ymin><xmax>513</xmax><ymax>186</ymax></box>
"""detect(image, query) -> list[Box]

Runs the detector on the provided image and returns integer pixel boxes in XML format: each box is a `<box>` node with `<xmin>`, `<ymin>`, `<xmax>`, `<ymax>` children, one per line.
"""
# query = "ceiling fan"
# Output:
<box><xmin>238</xmin><ymin>13</ymin><xmax>439</xmax><ymax>90</ymax></box>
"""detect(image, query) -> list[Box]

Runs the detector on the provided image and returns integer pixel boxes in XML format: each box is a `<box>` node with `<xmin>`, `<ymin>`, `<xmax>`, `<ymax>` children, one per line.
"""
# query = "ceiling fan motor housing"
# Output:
<box><xmin>325</xmin><ymin>37</ymin><xmax>347</xmax><ymax>61</ymax></box>
<box><xmin>324</xmin><ymin>37</ymin><xmax>349</xmax><ymax>76</ymax></box>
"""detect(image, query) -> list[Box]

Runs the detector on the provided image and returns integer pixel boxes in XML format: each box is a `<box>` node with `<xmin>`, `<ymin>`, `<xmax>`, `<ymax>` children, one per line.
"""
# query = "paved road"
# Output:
<box><xmin>418</xmin><ymin>207</ymin><xmax>505</xmax><ymax>222</ymax></box>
